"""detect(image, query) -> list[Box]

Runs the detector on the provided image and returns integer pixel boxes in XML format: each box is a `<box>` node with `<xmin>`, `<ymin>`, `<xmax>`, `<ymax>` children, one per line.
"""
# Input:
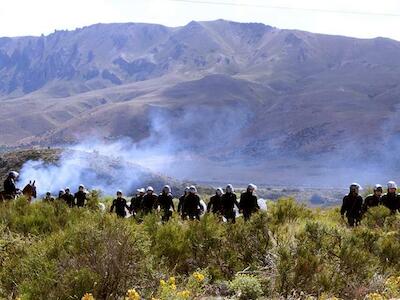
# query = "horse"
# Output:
<box><xmin>22</xmin><ymin>181</ymin><xmax>37</xmax><ymax>202</ymax></box>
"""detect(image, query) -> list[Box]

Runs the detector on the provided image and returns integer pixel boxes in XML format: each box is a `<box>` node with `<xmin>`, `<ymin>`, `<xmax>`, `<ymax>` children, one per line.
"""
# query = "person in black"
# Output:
<box><xmin>362</xmin><ymin>184</ymin><xmax>383</xmax><ymax>214</ymax></box>
<box><xmin>62</xmin><ymin>187</ymin><xmax>75</xmax><ymax>207</ymax></box>
<box><xmin>183</xmin><ymin>186</ymin><xmax>201</xmax><ymax>220</ymax></box>
<box><xmin>142</xmin><ymin>186</ymin><xmax>158</xmax><ymax>214</ymax></box>
<box><xmin>157</xmin><ymin>185</ymin><xmax>175</xmax><ymax>222</ymax></box>
<box><xmin>74</xmin><ymin>184</ymin><xmax>87</xmax><ymax>207</ymax></box>
<box><xmin>221</xmin><ymin>184</ymin><xmax>239</xmax><ymax>223</ymax></box>
<box><xmin>381</xmin><ymin>181</ymin><xmax>400</xmax><ymax>214</ymax></box>
<box><xmin>130</xmin><ymin>188</ymin><xmax>145</xmax><ymax>215</ymax></box>
<box><xmin>110</xmin><ymin>190</ymin><xmax>130</xmax><ymax>218</ymax></box>
<box><xmin>207</xmin><ymin>188</ymin><xmax>224</xmax><ymax>216</ymax></box>
<box><xmin>58</xmin><ymin>189</ymin><xmax>65</xmax><ymax>200</ymax></box>
<box><xmin>178</xmin><ymin>187</ymin><xmax>189</xmax><ymax>220</ymax></box>
<box><xmin>340</xmin><ymin>183</ymin><xmax>363</xmax><ymax>226</ymax></box>
<box><xmin>43</xmin><ymin>192</ymin><xmax>55</xmax><ymax>202</ymax></box>
<box><xmin>3</xmin><ymin>171</ymin><xmax>20</xmax><ymax>200</ymax></box>
<box><xmin>240</xmin><ymin>184</ymin><xmax>259</xmax><ymax>221</ymax></box>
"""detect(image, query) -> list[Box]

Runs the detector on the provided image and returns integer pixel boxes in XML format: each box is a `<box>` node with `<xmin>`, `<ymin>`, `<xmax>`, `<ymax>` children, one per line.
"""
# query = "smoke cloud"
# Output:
<box><xmin>17</xmin><ymin>101</ymin><xmax>400</xmax><ymax>197</ymax></box>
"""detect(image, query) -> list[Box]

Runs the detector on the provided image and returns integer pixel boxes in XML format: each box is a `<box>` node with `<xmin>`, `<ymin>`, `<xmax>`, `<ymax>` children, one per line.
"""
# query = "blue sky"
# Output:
<box><xmin>1</xmin><ymin>0</ymin><xmax>399</xmax><ymax>40</ymax></box>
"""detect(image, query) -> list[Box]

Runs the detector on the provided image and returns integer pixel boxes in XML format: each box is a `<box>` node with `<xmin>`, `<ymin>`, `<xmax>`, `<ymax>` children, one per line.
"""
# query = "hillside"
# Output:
<box><xmin>1</xmin><ymin>197</ymin><xmax>400</xmax><ymax>299</ymax></box>
<box><xmin>1</xmin><ymin>20</ymin><xmax>400</xmax><ymax>185</ymax></box>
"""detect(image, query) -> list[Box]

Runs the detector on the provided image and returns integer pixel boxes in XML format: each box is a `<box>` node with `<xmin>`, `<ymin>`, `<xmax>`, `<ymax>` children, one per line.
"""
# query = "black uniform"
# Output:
<box><xmin>74</xmin><ymin>191</ymin><xmax>87</xmax><ymax>207</ymax></box>
<box><xmin>130</xmin><ymin>195</ymin><xmax>144</xmax><ymax>214</ymax></box>
<box><xmin>158</xmin><ymin>192</ymin><xmax>175</xmax><ymax>222</ymax></box>
<box><xmin>3</xmin><ymin>176</ymin><xmax>17</xmax><ymax>199</ymax></box>
<box><xmin>183</xmin><ymin>193</ymin><xmax>201</xmax><ymax>220</ymax></box>
<box><xmin>207</xmin><ymin>194</ymin><xmax>223</xmax><ymax>214</ymax></box>
<box><xmin>240</xmin><ymin>191</ymin><xmax>259</xmax><ymax>221</ymax></box>
<box><xmin>362</xmin><ymin>194</ymin><xmax>381</xmax><ymax>213</ymax></box>
<box><xmin>221</xmin><ymin>193</ymin><xmax>239</xmax><ymax>223</ymax></box>
<box><xmin>142</xmin><ymin>194</ymin><xmax>158</xmax><ymax>214</ymax></box>
<box><xmin>110</xmin><ymin>197</ymin><xmax>129</xmax><ymax>217</ymax></box>
<box><xmin>43</xmin><ymin>196</ymin><xmax>55</xmax><ymax>202</ymax></box>
<box><xmin>62</xmin><ymin>193</ymin><xmax>75</xmax><ymax>207</ymax></box>
<box><xmin>340</xmin><ymin>193</ymin><xmax>363</xmax><ymax>226</ymax></box>
<box><xmin>381</xmin><ymin>192</ymin><xmax>400</xmax><ymax>214</ymax></box>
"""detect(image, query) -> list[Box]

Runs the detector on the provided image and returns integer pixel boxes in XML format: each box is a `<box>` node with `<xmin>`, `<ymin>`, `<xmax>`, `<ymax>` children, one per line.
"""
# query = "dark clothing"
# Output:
<box><xmin>43</xmin><ymin>196</ymin><xmax>55</xmax><ymax>202</ymax></box>
<box><xmin>381</xmin><ymin>192</ymin><xmax>400</xmax><ymax>214</ymax></box>
<box><xmin>221</xmin><ymin>193</ymin><xmax>239</xmax><ymax>223</ymax></box>
<box><xmin>207</xmin><ymin>195</ymin><xmax>223</xmax><ymax>214</ymax></box>
<box><xmin>110</xmin><ymin>198</ymin><xmax>129</xmax><ymax>217</ymax></box>
<box><xmin>158</xmin><ymin>193</ymin><xmax>175</xmax><ymax>222</ymax></box>
<box><xmin>240</xmin><ymin>191</ymin><xmax>259</xmax><ymax>221</ymax></box>
<box><xmin>130</xmin><ymin>195</ymin><xmax>144</xmax><ymax>214</ymax></box>
<box><xmin>178</xmin><ymin>194</ymin><xmax>187</xmax><ymax>220</ymax></box>
<box><xmin>3</xmin><ymin>177</ymin><xmax>17</xmax><ymax>198</ymax></box>
<box><xmin>183</xmin><ymin>193</ymin><xmax>201</xmax><ymax>220</ymax></box>
<box><xmin>178</xmin><ymin>195</ymin><xmax>186</xmax><ymax>213</ymax></box>
<box><xmin>341</xmin><ymin>193</ymin><xmax>363</xmax><ymax>226</ymax></box>
<box><xmin>62</xmin><ymin>193</ymin><xmax>75</xmax><ymax>207</ymax></box>
<box><xmin>142</xmin><ymin>193</ymin><xmax>158</xmax><ymax>214</ymax></box>
<box><xmin>74</xmin><ymin>191</ymin><xmax>87</xmax><ymax>207</ymax></box>
<box><xmin>362</xmin><ymin>194</ymin><xmax>381</xmax><ymax>213</ymax></box>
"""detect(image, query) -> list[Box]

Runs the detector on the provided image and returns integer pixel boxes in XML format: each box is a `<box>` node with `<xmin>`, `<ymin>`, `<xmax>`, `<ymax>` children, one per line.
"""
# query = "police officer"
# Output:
<box><xmin>207</xmin><ymin>188</ymin><xmax>224</xmax><ymax>215</ymax></box>
<box><xmin>157</xmin><ymin>185</ymin><xmax>175</xmax><ymax>222</ymax></box>
<box><xmin>239</xmin><ymin>184</ymin><xmax>259</xmax><ymax>221</ymax></box>
<box><xmin>340</xmin><ymin>183</ymin><xmax>363</xmax><ymax>226</ymax></box>
<box><xmin>381</xmin><ymin>181</ymin><xmax>400</xmax><ymax>214</ymax></box>
<box><xmin>74</xmin><ymin>184</ymin><xmax>87</xmax><ymax>207</ymax></box>
<box><xmin>221</xmin><ymin>184</ymin><xmax>239</xmax><ymax>223</ymax></box>
<box><xmin>142</xmin><ymin>186</ymin><xmax>158</xmax><ymax>214</ymax></box>
<box><xmin>110</xmin><ymin>190</ymin><xmax>130</xmax><ymax>218</ymax></box>
<box><xmin>362</xmin><ymin>184</ymin><xmax>383</xmax><ymax>213</ymax></box>
<box><xmin>183</xmin><ymin>186</ymin><xmax>201</xmax><ymax>220</ymax></box>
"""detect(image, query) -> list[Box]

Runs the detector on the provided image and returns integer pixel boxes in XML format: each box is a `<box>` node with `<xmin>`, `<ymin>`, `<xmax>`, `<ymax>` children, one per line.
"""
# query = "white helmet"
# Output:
<box><xmin>9</xmin><ymin>171</ymin><xmax>19</xmax><ymax>178</ymax></box>
<box><xmin>216</xmin><ymin>187</ymin><xmax>223</xmax><ymax>195</ymax></box>
<box><xmin>116</xmin><ymin>190</ymin><xmax>123</xmax><ymax>195</ymax></box>
<box><xmin>248</xmin><ymin>183</ymin><xmax>257</xmax><ymax>190</ymax></box>
<box><xmin>146</xmin><ymin>186</ymin><xmax>154</xmax><ymax>192</ymax></box>
<box><xmin>226</xmin><ymin>184</ymin><xmax>234</xmax><ymax>193</ymax></box>
<box><xmin>374</xmin><ymin>184</ymin><xmax>383</xmax><ymax>191</ymax></box>
<box><xmin>350</xmin><ymin>183</ymin><xmax>361</xmax><ymax>190</ymax></box>
<box><xmin>189</xmin><ymin>185</ymin><xmax>197</xmax><ymax>193</ymax></box>
<box><xmin>163</xmin><ymin>185</ymin><xmax>171</xmax><ymax>193</ymax></box>
<box><xmin>79</xmin><ymin>184</ymin><xmax>85</xmax><ymax>189</ymax></box>
<box><xmin>137</xmin><ymin>188</ymin><xmax>145</xmax><ymax>193</ymax></box>
<box><xmin>59</xmin><ymin>189</ymin><xmax>65</xmax><ymax>194</ymax></box>
<box><xmin>387</xmin><ymin>181</ymin><xmax>397</xmax><ymax>189</ymax></box>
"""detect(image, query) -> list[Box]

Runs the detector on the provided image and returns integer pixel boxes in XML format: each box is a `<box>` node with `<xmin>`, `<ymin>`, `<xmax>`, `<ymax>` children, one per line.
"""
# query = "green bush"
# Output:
<box><xmin>229</xmin><ymin>274</ymin><xmax>263</xmax><ymax>299</ymax></box>
<box><xmin>2</xmin><ymin>194</ymin><xmax>400</xmax><ymax>299</ymax></box>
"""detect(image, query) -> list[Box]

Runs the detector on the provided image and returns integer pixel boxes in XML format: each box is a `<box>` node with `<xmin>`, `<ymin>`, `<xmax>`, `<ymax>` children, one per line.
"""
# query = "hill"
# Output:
<box><xmin>1</xmin><ymin>20</ymin><xmax>400</xmax><ymax>185</ymax></box>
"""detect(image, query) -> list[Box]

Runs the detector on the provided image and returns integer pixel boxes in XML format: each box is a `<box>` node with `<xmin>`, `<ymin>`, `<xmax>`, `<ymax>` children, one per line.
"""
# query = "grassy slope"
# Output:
<box><xmin>1</xmin><ymin>196</ymin><xmax>400</xmax><ymax>300</ymax></box>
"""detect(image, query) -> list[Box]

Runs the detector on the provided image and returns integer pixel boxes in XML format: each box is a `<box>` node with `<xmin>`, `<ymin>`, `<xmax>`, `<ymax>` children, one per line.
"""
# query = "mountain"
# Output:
<box><xmin>1</xmin><ymin>20</ymin><xmax>400</xmax><ymax>185</ymax></box>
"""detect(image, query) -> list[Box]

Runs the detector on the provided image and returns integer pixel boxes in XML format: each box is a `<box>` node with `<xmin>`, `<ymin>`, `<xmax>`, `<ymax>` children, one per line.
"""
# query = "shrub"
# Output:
<box><xmin>229</xmin><ymin>274</ymin><xmax>263</xmax><ymax>299</ymax></box>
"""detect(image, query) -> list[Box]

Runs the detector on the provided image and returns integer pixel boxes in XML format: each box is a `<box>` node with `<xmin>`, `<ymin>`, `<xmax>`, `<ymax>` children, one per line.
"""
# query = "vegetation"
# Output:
<box><xmin>1</xmin><ymin>195</ymin><xmax>400</xmax><ymax>299</ymax></box>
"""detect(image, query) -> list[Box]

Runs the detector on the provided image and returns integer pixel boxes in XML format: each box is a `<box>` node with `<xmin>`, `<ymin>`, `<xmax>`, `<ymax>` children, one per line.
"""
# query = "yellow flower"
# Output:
<box><xmin>125</xmin><ymin>288</ymin><xmax>140</xmax><ymax>300</ymax></box>
<box><xmin>82</xmin><ymin>293</ymin><xmax>95</xmax><ymax>300</ymax></box>
<box><xmin>168</xmin><ymin>276</ymin><xmax>176</xmax><ymax>285</ymax></box>
<box><xmin>177</xmin><ymin>290</ymin><xmax>191</xmax><ymax>299</ymax></box>
<box><xmin>193</xmin><ymin>272</ymin><xmax>205</xmax><ymax>282</ymax></box>
<box><xmin>386</xmin><ymin>275</ymin><xmax>400</xmax><ymax>288</ymax></box>
<box><xmin>365</xmin><ymin>293</ymin><xmax>385</xmax><ymax>300</ymax></box>
<box><xmin>171</xmin><ymin>283</ymin><xmax>177</xmax><ymax>290</ymax></box>
<box><xmin>160</xmin><ymin>279</ymin><xmax>167</xmax><ymax>286</ymax></box>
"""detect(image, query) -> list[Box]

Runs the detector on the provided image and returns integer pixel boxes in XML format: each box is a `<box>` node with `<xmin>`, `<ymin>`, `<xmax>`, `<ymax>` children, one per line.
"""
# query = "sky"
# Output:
<box><xmin>0</xmin><ymin>0</ymin><xmax>399</xmax><ymax>40</ymax></box>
